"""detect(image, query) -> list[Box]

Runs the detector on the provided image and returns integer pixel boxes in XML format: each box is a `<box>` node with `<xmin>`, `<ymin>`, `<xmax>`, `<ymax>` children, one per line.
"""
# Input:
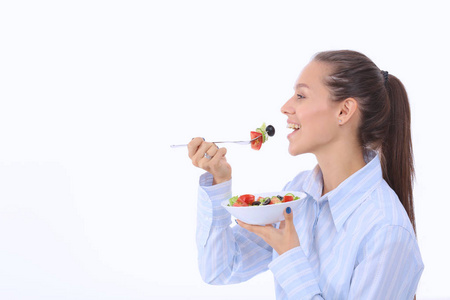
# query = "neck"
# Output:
<box><xmin>315</xmin><ymin>143</ymin><xmax>366</xmax><ymax>196</ymax></box>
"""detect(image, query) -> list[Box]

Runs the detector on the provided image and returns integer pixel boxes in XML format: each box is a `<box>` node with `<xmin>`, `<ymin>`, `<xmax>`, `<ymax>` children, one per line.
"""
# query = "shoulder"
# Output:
<box><xmin>353</xmin><ymin>181</ymin><xmax>422</xmax><ymax>264</ymax></box>
<box><xmin>356</xmin><ymin>180</ymin><xmax>415</xmax><ymax>239</ymax></box>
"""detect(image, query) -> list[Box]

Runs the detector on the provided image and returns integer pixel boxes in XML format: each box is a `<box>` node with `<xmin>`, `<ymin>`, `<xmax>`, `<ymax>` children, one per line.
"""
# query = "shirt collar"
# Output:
<box><xmin>301</xmin><ymin>150</ymin><xmax>383</xmax><ymax>232</ymax></box>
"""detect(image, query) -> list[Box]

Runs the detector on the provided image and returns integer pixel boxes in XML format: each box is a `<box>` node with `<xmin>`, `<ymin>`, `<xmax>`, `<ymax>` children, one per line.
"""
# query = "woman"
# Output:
<box><xmin>187</xmin><ymin>50</ymin><xmax>424</xmax><ymax>299</ymax></box>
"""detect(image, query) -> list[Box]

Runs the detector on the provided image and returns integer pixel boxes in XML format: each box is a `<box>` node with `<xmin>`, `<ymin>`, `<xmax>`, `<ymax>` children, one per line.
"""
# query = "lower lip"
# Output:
<box><xmin>287</xmin><ymin>128</ymin><xmax>300</xmax><ymax>139</ymax></box>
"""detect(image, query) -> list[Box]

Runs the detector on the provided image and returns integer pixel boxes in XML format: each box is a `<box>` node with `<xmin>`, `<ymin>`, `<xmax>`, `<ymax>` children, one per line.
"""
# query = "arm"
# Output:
<box><xmin>238</xmin><ymin>215</ymin><xmax>423</xmax><ymax>299</ymax></box>
<box><xmin>188</xmin><ymin>138</ymin><xmax>272</xmax><ymax>283</ymax></box>
<box><xmin>269</xmin><ymin>246</ymin><xmax>324</xmax><ymax>299</ymax></box>
<box><xmin>196</xmin><ymin>172</ymin><xmax>273</xmax><ymax>284</ymax></box>
<box><xmin>234</xmin><ymin>206</ymin><xmax>323</xmax><ymax>300</ymax></box>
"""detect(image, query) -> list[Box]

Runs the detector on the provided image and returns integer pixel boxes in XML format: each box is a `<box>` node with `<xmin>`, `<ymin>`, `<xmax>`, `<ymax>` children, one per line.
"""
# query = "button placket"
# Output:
<box><xmin>312</xmin><ymin>202</ymin><xmax>319</xmax><ymax>233</ymax></box>
<box><xmin>310</xmin><ymin>198</ymin><xmax>327</xmax><ymax>255</ymax></box>
<box><xmin>309</xmin><ymin>201</ymin><xmax>319</xmax><ymax>255</ymax></box>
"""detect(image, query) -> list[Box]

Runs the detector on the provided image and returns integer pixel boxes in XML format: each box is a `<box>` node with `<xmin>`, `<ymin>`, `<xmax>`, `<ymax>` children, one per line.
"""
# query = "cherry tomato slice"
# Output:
<box><xmin>250</xmin><ymin>131</ymin><xmax>263</xmax><ymax>150</ymax></box>
<box><xmin>283</xmin><ymin>195</ymin><xmax>294</xmax><ymax>202</ymax></box>
<box><xmin>237</xmin><ymin>194</ymin><xmax>255</xmax><ymax>205</ymax></box>
<box><xmin>232</xmin><ymin>199</ymin><xmax>248</xmax><ymax>207</ymax></box>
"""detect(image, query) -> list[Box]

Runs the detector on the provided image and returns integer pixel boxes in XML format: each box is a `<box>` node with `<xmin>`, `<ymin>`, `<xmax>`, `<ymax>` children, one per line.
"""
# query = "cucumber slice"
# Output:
<box><xmin>256</xmin><ymin>122</ymin><xmax>268</xmax><ymax>143</ymax></box>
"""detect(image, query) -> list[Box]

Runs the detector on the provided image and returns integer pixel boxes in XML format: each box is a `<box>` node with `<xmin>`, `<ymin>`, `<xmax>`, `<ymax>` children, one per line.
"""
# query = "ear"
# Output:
<box><xmin>337</xmin><ymin>98</ymin><xmax>358</xmax><ymax>125</ymax></box>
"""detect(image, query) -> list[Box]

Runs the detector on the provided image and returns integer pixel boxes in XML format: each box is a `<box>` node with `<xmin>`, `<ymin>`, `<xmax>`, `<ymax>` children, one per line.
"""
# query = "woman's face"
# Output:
<box><xmin>281</xmin><ymin>60</ymin><xmax>342</xmax><ymax>156</ymax></box>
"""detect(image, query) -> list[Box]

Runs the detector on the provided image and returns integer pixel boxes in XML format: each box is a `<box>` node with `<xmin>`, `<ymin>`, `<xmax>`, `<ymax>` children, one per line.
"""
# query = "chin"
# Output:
<box><xmin>288</xmin><ymin>137</ymin><xmax>316</xmax><ymax>156</ymax></box>
<box><xmin>288</xmin><ymin>144</ymin><xmax>305</xmax><ymax>156</ymax></box>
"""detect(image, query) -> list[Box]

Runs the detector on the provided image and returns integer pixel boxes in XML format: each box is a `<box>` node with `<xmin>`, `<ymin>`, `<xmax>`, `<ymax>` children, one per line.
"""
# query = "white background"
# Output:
<box><xmin>1</xmin><ymin>1</ymin><xmax>449</xmax><ymax>299</ymax></box>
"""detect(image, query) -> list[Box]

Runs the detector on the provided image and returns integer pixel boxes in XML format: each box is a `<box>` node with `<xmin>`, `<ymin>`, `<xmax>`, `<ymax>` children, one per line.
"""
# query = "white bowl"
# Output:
<box><xmin>221</xmin><ymin>191</ymin><xmax>306</xmax><ymax>225</ymax></box>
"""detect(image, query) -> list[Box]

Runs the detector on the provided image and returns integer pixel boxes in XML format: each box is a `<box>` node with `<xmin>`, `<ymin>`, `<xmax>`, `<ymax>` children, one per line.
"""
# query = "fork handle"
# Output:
<box><xmin>170</xmin><ymin>144</ymin><xmax>189</xmax><ymax>148</ymax></box>
<box><xmin>170</xmin><ymin>137</ymin><xmax>258</xmax><ymax>148</ymax></box>
<box><xmin>170</xmin><ymin>141</ymin><xmax>246</xmax><ymax>148</ymax></box>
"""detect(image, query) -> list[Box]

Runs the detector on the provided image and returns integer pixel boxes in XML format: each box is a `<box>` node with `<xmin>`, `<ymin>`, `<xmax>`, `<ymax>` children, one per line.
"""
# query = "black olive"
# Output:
<box><xmin>277</xmin><ymin>195</ymin><xmax>283</xmax><ymax>201</ymax></box>
<box><xmin>266</xmin><ymin>125</ymin><xmax>275</xmax><ymax>137</ymax></box>
<box><xmin>252</xmin><ymin>201</ymin><xmax>261</xmax><ymax>206</ymax></box>
<box><xmin>262</xmin><ymin>197</ymin><xmax>271</xmax><ymax>205</ymax></box>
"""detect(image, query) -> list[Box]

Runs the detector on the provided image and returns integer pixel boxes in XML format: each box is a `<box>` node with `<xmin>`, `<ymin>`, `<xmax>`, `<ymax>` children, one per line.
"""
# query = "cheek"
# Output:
<box><xmin>300</xmin><ymin>106</ymin><xmax>337</xmax><ymax>139</ymax></box>
<box><xmin>301</xmin><ymin>105</ymin><xmax>333</xmax><ymax>129</ymax></box>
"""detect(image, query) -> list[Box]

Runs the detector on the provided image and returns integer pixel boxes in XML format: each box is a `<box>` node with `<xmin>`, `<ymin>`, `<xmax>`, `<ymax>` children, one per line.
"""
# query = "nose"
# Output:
<box><xmin>281</xmin><ymin>96</ymin><xmax>295</xmax><ymax>116</ymax></box>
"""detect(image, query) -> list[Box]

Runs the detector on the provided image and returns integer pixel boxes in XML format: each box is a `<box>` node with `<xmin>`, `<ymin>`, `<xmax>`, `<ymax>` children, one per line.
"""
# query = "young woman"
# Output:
<box><xmin>187</xmin><ymin>50</ymin><xmax>424</xmax><ymax>299</ymax></box>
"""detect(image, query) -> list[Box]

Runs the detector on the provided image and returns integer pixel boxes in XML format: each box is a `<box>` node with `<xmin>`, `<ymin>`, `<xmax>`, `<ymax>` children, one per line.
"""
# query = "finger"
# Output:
<box><xmin>193</xmin><ymin>141</ymin><xmax>214</xmax><ymax>166</ymax></box>
<box><xmin>197</xmin><ymin>143</ymin><xmax>219</xmax><ymax>169</ymax></box>
<box><xmin>209</xmin><ymin>147</ymin><xmax>226</xmax><ymax>164</ymax></box>
<box><xmin>187</xmin><ymin>137</ymin><xmax>204</xmax><ymax>159</ymax></box>
<box><xmin>205</xmin><ymin>143</ymin><xmax>219</xmax><ymax>159</ymax></box>
<box><xmin>236</xmin><ymin>219</ymin><xmax>274</xmax><ymax>238</ymax></box>
<box><xmin>283</xmin><ymin>206</ymin><xmax>294</xmax><ymax>231</ymax></box>
<box><xmin>278</xmin><ymin>220</ymin><xmax>286</xmax><ymax>230</ymax></box>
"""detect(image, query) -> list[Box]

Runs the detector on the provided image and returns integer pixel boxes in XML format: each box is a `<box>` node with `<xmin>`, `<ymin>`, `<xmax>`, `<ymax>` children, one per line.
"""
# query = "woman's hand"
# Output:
<box><xmin>236</xmin><ymin>207</ymin><xmax>300</xmax><ymax>255</ymax></box>
<box><xmin>188</xmin><ymin>137</ymin><xmax>232</xmax><ymax>185</ymax></box>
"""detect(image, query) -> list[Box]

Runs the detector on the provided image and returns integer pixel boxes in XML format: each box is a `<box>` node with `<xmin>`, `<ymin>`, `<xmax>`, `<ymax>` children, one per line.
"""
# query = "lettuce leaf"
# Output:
<box><xmin>228</xmin><ymin>195</ymin><xmax>239</xmax><ymax>207</ymax></box>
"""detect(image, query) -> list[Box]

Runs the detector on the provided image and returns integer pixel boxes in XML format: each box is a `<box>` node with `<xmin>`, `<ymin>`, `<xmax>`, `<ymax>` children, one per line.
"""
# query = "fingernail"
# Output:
<box><xmin>202</xmin><ymin>137</ymin><xmax>205</xmax><ymax>141</ymax></box>
<box><xmin>235</xmin><ymin>219</ymin><xmax>238</xmax><ymax>225</ymax></box>
<box><xmin>286</xmin><ymin>207</ymin><xmax>291</xmax><ymax>214</ymax></box>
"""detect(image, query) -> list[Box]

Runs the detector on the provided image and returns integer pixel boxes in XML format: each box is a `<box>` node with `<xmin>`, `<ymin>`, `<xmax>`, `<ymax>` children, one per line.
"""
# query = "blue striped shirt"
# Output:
<box><xmin>196</xmin><ymin>151</ymin><xmax>424</xmax><ymax>299</ymax></box>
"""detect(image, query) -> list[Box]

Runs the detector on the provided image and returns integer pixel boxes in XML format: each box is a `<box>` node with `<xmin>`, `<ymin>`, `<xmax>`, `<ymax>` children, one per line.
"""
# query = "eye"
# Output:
<box><xmin>297</xmin><ymin>94</ymin><xmax>305</xmax><ymax>100</ymax></box>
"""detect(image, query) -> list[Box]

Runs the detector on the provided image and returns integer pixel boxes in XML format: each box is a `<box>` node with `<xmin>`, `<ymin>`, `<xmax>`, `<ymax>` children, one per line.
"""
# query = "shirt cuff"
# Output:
<box><xmin>268</xmin><ymin>246</ymin><xmax>322</xmax><ymax>299</ymax></box>
<box><xmin>197</xmin><ymin>172</ymin><xmax>232</xmax><ymax>228</ymax></box>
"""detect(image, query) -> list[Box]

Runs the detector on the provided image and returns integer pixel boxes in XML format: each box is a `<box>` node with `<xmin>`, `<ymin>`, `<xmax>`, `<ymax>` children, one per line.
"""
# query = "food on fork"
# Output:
<box><xmin>251</xmin><ymin>123</ymin><xmax>275</xmax><ymax>150</ymax></box>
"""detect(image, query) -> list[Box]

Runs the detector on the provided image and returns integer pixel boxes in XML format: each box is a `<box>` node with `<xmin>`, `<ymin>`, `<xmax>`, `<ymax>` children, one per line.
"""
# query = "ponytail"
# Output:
<box><xmin>381</xmin><ymin>74</ymin><xmax>416</xmax><ymax>233</ymax></box>
<box><xmin>314</xmin><ymin>50</ymin><xmax>416</xmax><ymax>233</ymax></box>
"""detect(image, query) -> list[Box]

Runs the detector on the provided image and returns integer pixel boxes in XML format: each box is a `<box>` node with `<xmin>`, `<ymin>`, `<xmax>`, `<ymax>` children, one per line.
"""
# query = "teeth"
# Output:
<box><xmin>287</xmin><ymin>123</ymin><xmax>301</xmax><ymax>130</ymax></box>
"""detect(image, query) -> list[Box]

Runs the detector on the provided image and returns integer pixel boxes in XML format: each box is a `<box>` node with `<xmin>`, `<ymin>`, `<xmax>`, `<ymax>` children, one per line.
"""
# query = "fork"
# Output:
<box><xmin>170</xmin><ymin>136</ymin><xmax>260</xmax><ymax>148</ymax></box>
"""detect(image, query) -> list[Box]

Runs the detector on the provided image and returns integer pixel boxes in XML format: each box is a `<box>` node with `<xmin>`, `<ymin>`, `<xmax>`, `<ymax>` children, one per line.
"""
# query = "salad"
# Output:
<box><xmin>251</xmin><ymin>123</ymin><xmax>275</xmax><ymax>150</ymax></box>
<box><xmin>228</xmin><ymin>193</ymin><xmax>300</xmax><ymax>207</ymax></box>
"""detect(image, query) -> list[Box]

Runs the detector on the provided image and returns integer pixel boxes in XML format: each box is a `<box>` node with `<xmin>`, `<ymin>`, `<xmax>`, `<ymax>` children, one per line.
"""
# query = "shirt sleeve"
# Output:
<box><xmin>348</xmin><ymin>225</ymin><xmax>424</xmax><ymax>299</ymax></box>
<box><xmin>196</xmin><ymin>172</ymin><xmax>273</xmax><ymax>285</ymax></box>
<box><xmin>268</xmin><ymin>246</ymin><xmax>324</xmax><ymax>299</ymax></box>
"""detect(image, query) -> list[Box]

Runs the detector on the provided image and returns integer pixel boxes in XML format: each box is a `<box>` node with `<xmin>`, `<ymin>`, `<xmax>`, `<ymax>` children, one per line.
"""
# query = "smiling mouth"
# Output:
<box><xmin>287</xmin><ymin>123</ymin><xmax>301</xmax><ymax>130</ymax></box>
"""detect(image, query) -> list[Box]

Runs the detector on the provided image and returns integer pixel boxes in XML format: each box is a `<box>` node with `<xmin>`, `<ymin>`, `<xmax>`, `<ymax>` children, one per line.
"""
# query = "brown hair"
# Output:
<box><xmin>313</xmin><ymin>50</ymin><xmax>416</xmax><ymax>233</ymax></box>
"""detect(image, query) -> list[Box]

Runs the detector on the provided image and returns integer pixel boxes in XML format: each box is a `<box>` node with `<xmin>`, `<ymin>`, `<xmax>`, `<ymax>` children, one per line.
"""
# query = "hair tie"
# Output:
<box><xmin>381</xmin><ymin>70</ymin><xmax>389</xmax><ymax>85</ymax></box>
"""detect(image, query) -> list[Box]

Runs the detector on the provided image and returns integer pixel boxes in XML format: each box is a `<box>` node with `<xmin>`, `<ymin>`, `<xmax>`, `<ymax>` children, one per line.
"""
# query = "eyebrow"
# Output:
<box><xmin>293</xmin><ymin>83</ymin><xmax>310</xmax><ymax>90</ymax></box>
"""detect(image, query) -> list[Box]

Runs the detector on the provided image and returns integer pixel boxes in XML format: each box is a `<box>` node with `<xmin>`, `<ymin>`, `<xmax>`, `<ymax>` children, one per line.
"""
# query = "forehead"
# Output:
<box><xmin>294</xmin><ymin>60</ymin><xmax>332</xmax><ymax>90</ymax></box>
